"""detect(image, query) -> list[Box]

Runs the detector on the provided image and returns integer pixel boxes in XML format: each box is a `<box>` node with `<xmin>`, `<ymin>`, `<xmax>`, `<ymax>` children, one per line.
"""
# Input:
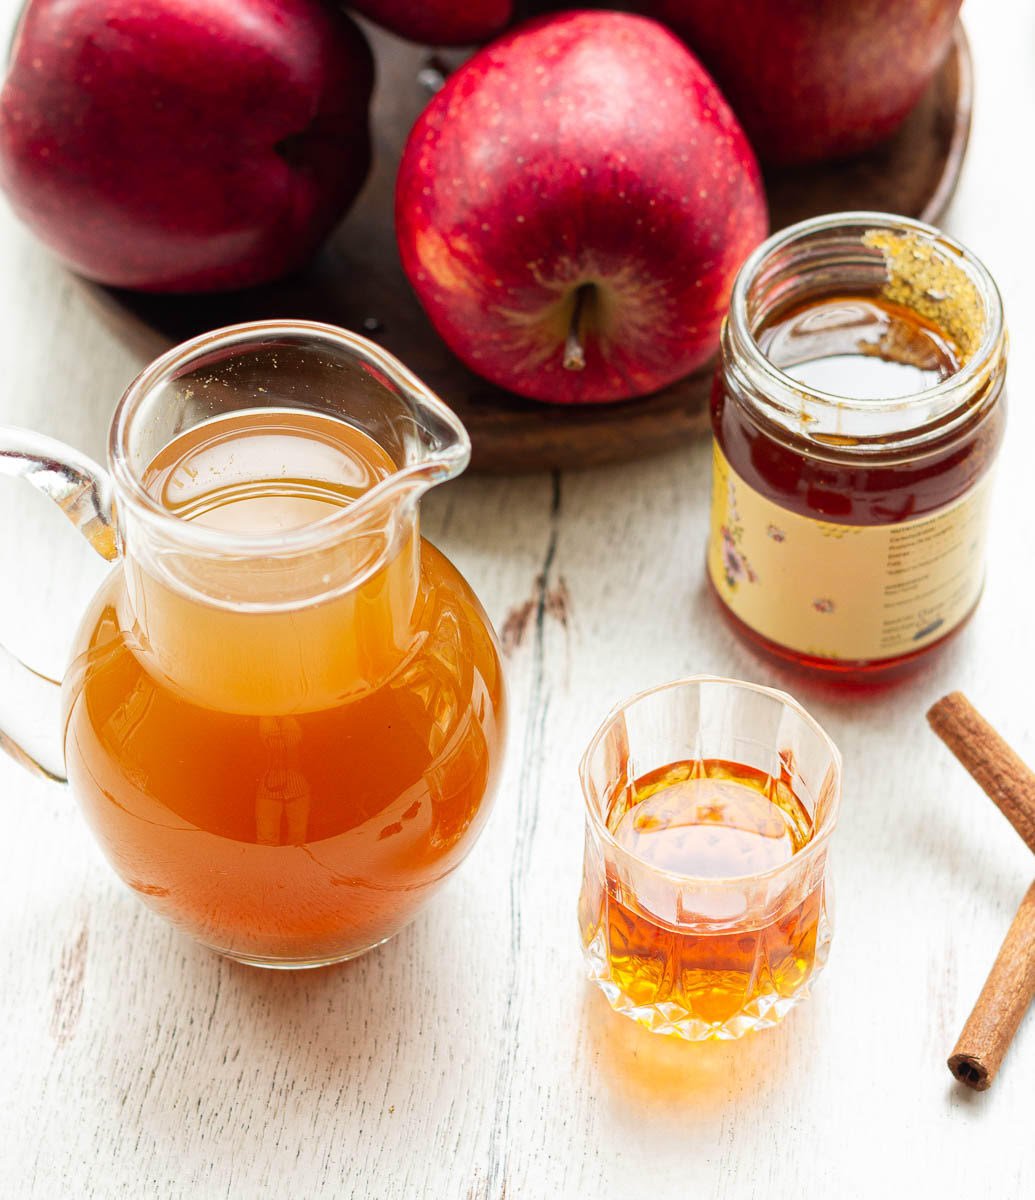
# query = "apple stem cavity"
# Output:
<box><xmin>563</xmin><ymin>283</ymin><xmax>594</xmax><ymax>372</ymax></box>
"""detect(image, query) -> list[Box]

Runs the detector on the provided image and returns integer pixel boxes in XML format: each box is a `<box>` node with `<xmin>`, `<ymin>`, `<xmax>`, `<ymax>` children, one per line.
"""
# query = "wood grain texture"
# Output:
<box><xmin>0</xmin><ymin>6</ymin><xmax>1033</xmax><ymax>1200</ymax></box>
<box><xmin>82</xmin><ymin>22</ymin><xmax>970</xmax><ymax>474</ymax></box>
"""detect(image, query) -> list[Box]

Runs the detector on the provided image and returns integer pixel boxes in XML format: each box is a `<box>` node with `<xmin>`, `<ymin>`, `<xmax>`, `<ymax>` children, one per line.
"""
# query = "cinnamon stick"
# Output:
<box><xmin>927</xmin><ymin>692</ymin><xmax>1035</xmax><ymax>1089</ymax></box>
<box><xmin>947</xmin><ymin>879</ymin><xmax>1035</xmax><ymax>1090</ymax></box>
<box><xmin>926</xmin><ymin>692</ymin><xmax>1035</xmax><ymax>855</ymax></box>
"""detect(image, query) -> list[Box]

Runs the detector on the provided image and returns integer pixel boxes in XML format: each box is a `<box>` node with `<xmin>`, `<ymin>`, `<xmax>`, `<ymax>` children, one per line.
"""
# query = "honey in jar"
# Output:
<box><xmin>708</xmin><ymin>213</ymin><xmax>1006</xmax><ymax>681</ymax></box>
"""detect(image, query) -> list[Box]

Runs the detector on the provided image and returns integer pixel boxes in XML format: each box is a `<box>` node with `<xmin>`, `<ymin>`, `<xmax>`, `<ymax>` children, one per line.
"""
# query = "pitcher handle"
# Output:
<box><xmin>0</xmin><ymin>427</ymin><xmax>118</xmax><ymax>782</ymax></box>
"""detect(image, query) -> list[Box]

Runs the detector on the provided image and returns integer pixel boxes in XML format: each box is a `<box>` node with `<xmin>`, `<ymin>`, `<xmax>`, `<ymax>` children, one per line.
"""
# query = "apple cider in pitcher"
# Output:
<box><xmin>63</xmin><ymin>405</ymin><xmax>505</xmax><ymax>966</ymax></box>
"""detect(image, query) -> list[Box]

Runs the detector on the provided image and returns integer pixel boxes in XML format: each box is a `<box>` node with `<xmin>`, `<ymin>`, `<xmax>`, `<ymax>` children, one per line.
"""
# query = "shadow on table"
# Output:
<box><xmin>580</xmin><ymin>981</ymin><xmax>816</xmax><ymax>1118</ymax></box>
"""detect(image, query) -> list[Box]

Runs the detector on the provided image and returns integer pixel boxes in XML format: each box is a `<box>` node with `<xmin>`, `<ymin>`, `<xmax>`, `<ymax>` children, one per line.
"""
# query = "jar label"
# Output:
<box><xmin>707</xmin><ymin>443</ymin><xmax>993</xmax><ymax>663</ymax></box>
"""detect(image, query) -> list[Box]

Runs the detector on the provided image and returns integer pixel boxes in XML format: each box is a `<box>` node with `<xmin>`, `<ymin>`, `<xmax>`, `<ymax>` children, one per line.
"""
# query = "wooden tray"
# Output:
<box><xmin>88</xmin><ymin>22</ymin><xmax>973</xmax><ymax>473</ymax></box>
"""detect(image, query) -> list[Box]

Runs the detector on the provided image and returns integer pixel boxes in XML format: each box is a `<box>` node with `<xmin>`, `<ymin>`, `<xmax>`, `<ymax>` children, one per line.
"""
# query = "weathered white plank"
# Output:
<box><xmin>0</xmin><ymin>1</ymin><xmax>1033</xmax><ymax>1197</ymax></box>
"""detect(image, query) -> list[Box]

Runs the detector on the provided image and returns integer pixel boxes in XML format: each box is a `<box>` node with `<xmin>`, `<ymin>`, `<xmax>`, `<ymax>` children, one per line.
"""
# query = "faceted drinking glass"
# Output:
<box><xmin>578</xmin><ymin>676</ymin><xmax>841</xmax><ymax>1040</ymax></box>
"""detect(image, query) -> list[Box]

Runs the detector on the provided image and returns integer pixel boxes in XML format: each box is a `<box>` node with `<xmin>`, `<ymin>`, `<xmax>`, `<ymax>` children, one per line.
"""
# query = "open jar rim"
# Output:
<box><xmin>724</xmin><ymin>212</ymin><xmax>1006</xmax><ymax>454</ymax></box>
<box><xmin>578</xmin><ymin>675</ymin><xmax>842</xmax><ymax>888</ymax></box>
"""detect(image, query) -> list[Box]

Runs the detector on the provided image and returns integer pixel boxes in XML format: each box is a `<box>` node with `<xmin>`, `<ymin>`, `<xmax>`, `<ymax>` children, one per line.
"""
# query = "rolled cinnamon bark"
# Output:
<box><xmin>947</xmin><ymin>880</ymin><xmax>1035</xmax><ymax>1090</ymax></box>
<box><xmin>927</xmin><ymin>692</ymin><xmax>1035</xmax><ymax>1090</ymax></box>
<box><xmin>927</xmin><ymin>692</ymin><xmax>1035</xmax><ymax>855</ymax></box>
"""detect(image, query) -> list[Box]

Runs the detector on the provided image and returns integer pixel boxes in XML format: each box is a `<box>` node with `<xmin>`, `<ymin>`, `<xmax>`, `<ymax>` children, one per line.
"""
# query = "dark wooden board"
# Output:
<box><xmin>87</xmin><ymin>22</ymin><xmax>972</xmax><ymax>474</ymax></box>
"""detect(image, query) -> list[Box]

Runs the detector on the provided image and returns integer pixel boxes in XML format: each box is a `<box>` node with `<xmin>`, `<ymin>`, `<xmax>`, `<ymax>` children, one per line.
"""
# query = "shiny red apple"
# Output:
<box><xmin>640</xmin><ymin>0</ymin><xmax>962</xmax><ymax>164</ymax></box>
<box><xmin>0</xmin><ymin>0</ymin><xmax>374</xmax><ymax>292</ymax></box>
<box><xmin>396</xmin><ymin>11</ymin><xmax>767</xmax><ymax>404</ymax></box>
<box><xmin>348</xmin><ymin>0</ymin><xmax>513</xmax><ymax>46</ymax></box>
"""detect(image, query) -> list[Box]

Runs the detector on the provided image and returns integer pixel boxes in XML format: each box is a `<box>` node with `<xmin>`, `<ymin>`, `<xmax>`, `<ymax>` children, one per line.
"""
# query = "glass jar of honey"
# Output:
<box><xmin>708</xmin><ymin>212</ymin><xmax>1006</xmax><ymax>681</ymax></box>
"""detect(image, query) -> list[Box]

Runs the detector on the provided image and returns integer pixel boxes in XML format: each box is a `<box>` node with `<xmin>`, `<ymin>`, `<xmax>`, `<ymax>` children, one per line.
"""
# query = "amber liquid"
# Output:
<box><xmin>758</xmin><ymin>294</ymin><xmax>960</xmax><ymax>397</ymax></box>
<box><xmin>581</xmin><ymin>758</ymin><xmax>824</xmax><ymax>1035</ymax></box>
<box><xmin>713</xmin><ymin>290</ymin><xmax>1004</xmax><ymax>682</ymax></box>
<box><xmin>63</xmin><ymin>410</ymin><xmax>505</xmax><ymax>965</ymax></box>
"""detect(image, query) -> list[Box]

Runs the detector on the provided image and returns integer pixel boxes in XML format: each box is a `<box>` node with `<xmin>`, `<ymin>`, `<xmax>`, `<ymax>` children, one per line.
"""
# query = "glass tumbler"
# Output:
<box><xmin>578</xmin><ymin>677</ymin><xmax>841</xmax><ymax>1040</ymax></box>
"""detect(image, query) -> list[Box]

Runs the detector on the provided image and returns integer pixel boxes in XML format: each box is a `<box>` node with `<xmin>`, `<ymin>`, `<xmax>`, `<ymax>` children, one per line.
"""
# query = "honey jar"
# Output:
<box><xmin>708</xmin><ymin>212</ymin><xmax>1006</xmax><ymax>681</ymax></box>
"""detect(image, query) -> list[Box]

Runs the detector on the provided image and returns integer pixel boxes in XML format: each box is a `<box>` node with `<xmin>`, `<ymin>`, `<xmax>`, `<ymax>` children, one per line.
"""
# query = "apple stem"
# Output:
<box><xmin>417</xmin><ymin>55</ymin><xmax>452</xmax><ymax>95</ymax></box>
<box><xmin>563</xmin><ymin>284</ymin><xmax>591</xmax><ymax>372</ymax></box>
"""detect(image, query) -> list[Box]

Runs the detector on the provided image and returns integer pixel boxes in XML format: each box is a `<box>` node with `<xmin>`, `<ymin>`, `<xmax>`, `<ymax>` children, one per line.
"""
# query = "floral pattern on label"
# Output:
<box><xmin>718</xmin><ymin>467</ymin><xmax>757</xmax><ymax>590</ymax></box>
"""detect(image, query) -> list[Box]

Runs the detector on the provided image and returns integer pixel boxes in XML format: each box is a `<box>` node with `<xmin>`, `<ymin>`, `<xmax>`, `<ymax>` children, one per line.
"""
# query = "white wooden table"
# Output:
<box><xmin>1</xmin><ymin>3</ymin><xmax>1033</xmax><ymax>1196</ymax></box>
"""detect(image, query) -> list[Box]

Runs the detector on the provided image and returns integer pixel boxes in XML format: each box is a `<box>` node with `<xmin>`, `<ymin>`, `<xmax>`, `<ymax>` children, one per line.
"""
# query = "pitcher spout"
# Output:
<box><xmin>112</xmin><ymin>320</ymin><xmax>471</xmax><ymax>553</ymax></box>
<box><xmin>99</xmin><ymin>320</ymin><xmax>475</xmax><ymax>711</ymax></box>
<box><xmin>358</xmin><ymin>338</ymin><xmax>471</xmax><ymax>490</ymax></box>
<box><xmin>106</xmin><ymin>320</ymin><xmax>472</xmax><ymax>598</ymax></box>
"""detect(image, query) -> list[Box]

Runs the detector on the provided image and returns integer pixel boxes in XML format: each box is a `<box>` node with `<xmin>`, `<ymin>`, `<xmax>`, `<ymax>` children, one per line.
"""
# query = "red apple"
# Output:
<box><xmin>0</xmin><ymin>0</ymin><xmax>374</xmax><ymax>292</ymax></box>
<box><xmin>396</xmin><ymin>11</ymin><xmax>767</xmax><ymax>404</ymax></box>
<box><xmin>639</xmin><ymin>0</ymin><xmax>962</xmax><ymax>165</ymax></box>
<box><xmin>348</xmin><ymin>0</ymin><xmax>513</xmax><ymax>46</ymax></box>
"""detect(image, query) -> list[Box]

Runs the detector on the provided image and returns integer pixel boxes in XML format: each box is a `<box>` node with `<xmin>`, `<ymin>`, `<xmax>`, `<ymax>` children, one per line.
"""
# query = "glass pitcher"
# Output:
<box><xmin>0</xmin><ymin>321</ymin><xmax>506</xmax><ymax>968</ymax></box>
